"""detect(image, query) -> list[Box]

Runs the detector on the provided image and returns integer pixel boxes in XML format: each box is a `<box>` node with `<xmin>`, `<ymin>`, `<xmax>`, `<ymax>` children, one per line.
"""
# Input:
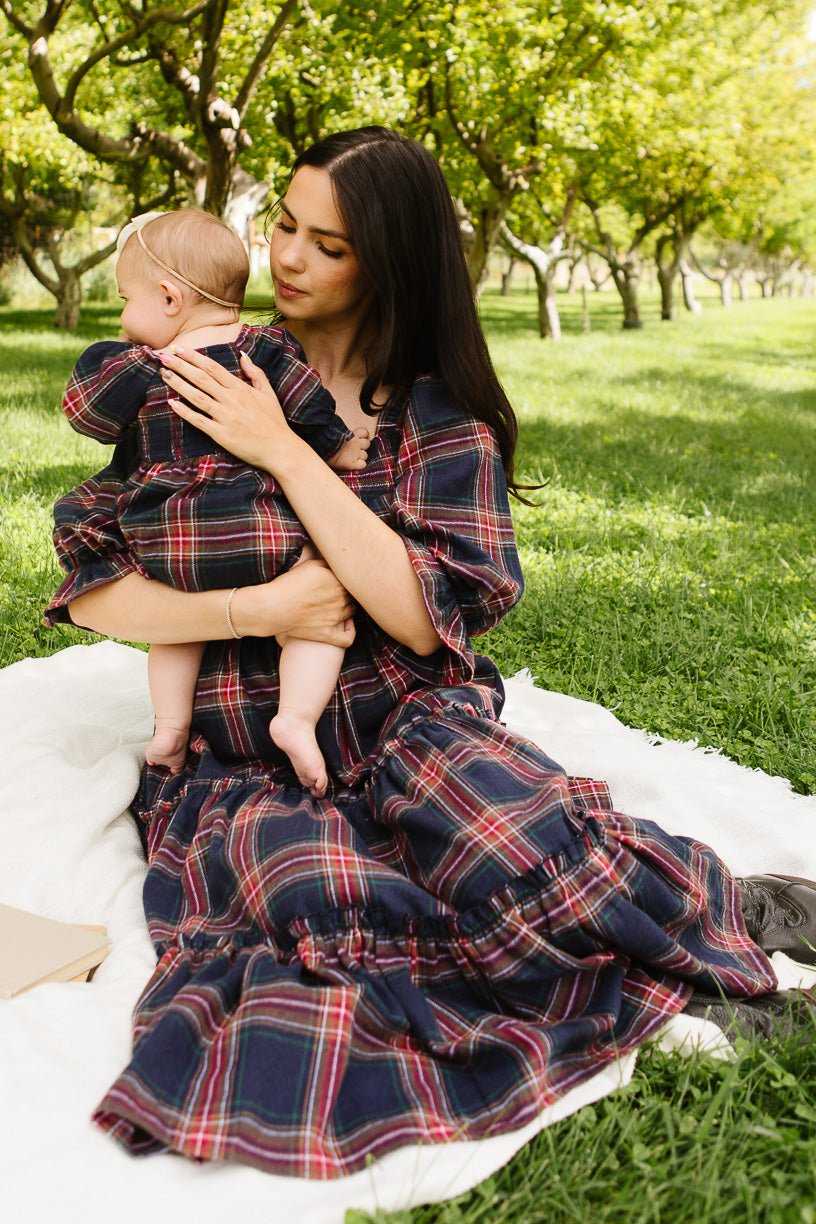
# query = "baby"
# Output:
<box><xmin>49</xmin><ymin>208</ymin><xmax>368</xmax><ymax>796</ymax></box>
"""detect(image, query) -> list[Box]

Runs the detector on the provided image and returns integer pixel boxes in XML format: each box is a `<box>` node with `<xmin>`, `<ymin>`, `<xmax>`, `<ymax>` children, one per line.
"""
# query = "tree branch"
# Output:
<box><xmin>62</xmin><ymin>1</ymin><xmax>210</xmax><ymax>113</ymax></box>
<box><xmin>21</xmin><ymin>1</ymin><xmax>209</xmax><ymax>165</ymax></box>
<box><xmin>197</xmin><ymin>0</ymin><xmax>228</xmax><ymax>120</ymax></box>
<box><xmin>13</xmin><ymin>221</ymin><xmax>59</xmax><ymax>295</ymax></box>
<box><xmin>0</xmin><ymin>0</ymin><xmax>33</xmax><ymax>37</ymax></box>
<box><xmin>235</xmin><ymin>0</ymin><xmax>299</xmax><ymax>118</ymax></box>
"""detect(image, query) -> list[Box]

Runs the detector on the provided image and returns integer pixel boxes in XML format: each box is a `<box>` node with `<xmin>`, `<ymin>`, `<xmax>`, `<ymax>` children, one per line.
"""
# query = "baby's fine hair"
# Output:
<box><xmin>123</xmin><ymin>208</ymin><xmax>250</xmax><ymax>308</ymax></box>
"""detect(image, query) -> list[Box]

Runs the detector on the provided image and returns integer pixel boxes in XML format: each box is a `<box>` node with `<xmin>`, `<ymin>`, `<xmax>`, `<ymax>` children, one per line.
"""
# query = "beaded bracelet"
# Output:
<box><xmin>225</xmin><ymin>587</ymin><xmax>242</xmax><ymax>639</ymax></box>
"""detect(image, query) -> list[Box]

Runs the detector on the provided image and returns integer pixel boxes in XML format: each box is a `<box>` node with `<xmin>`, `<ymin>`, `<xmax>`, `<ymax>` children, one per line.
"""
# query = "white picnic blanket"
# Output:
<box><xmin>1</xmin><ymin>641</ymin><xmax>814</xmax><ymax>1224</ymax></box>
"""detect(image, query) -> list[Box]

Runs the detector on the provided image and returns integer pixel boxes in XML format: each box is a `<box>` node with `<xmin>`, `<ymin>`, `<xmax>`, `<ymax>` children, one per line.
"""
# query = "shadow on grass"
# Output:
<box><xmin>0</xmin><ymin>304</ymin><xmax>119</xmax><ymax>341</ymax></box>
<box><xmin>515</xmin><ymin>385</ymin><xmax>815</xmax><ymax>524</ymax></box>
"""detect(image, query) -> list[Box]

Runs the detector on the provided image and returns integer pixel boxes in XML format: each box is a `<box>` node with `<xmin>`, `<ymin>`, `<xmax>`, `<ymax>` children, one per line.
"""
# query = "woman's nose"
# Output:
<box><xmin>275</xmin><ymin>237</ymin><xmax>306</xmax><ymax>273</ymax></box>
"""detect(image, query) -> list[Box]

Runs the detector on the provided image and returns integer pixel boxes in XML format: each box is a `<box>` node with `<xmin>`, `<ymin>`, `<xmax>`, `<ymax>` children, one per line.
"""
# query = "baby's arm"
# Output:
<box><xmin>63</xmin><ymin>341</ymin><xmax>155</xmax><ymax>443</ymax></box>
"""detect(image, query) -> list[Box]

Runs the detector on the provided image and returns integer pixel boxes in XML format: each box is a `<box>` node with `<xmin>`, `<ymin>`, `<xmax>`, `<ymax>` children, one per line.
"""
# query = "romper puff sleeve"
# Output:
<box><xmin>391</xmin><ymin>376</ymin><xmax>524</xmax><ymax>678</ymax></box>
<box><xmin>62</xmin><ymin>341</ymin><xmax>156</xmax><ymax>441</ymax></box>
<box><xmin>249</xmin><ymin>327</ymin><xmax>352</xmax><ymax>462</ymax></box>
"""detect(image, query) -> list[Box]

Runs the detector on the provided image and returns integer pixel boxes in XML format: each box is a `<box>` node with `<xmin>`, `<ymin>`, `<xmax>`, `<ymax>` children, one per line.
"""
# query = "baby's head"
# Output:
<box><xmin>116</xmin><ymin>208</ymin><xmax>250</xmax><ymax>348</ymax></box>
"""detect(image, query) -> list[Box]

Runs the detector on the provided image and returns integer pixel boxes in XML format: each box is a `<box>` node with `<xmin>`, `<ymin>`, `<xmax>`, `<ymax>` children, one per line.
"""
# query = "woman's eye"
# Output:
<box><xmin>276</xmin><ymin>221</ymin><xmax>296</xmax><ymax>233</ymax></box>
<box><xmin>318</xmin><ymin>244</ymin><xmax>343</xmax><ymax>259</ymax></box>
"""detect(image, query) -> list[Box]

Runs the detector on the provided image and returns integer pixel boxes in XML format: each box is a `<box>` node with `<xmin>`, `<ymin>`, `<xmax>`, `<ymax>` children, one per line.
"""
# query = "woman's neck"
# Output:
<box><xmin>285</xmin><ymin>316</ymin><xmax>371</xmax><ymax>386</ymax></box>
<box><xmin>284</xmin><ymin>317</ymin><xmax>383</xmax><ymax>432</ymax></box>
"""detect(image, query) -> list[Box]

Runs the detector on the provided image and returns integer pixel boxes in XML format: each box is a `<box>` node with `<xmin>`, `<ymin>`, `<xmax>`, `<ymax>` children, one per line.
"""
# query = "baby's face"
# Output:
<box><xmin>116</xmin><ymin>250</ymin><xmax>178</xmax><ymax>349</ymax></box>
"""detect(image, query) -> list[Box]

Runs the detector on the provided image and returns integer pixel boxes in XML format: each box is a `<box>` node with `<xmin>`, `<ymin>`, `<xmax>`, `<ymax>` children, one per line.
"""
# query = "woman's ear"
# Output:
<box><xmin>159</xmin><ymin>279</ymin><xmax>186</xmax><ymax>317</ymax></box>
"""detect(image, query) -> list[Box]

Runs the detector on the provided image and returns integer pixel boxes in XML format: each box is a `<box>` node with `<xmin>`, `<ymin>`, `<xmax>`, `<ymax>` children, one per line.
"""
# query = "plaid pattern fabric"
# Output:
<box><xmin>50</xmin><ymin>372</ymin><xmax>776</xmax><ymax>1177</ymax></box>
<box><xmin>45</xmin><ymin>326</ymin><xmax>350</xmax><ymax>612</ymax></box>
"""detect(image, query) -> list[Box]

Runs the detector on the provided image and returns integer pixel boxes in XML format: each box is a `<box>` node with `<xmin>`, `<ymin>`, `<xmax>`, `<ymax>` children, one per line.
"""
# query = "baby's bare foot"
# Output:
<box><xmin>145</xmin><ymin>718</ymin><xmax>190</xmax><ymax>774</ymax></box>
<box><xmin>269</xmin><ymin>709</ymin><xmax>328</xmax><ymax>798</ymax></box>
<box><xmin>328</xmin><ymin>427</ymin><xmax>371</xmax><ymax>472</ymax></box>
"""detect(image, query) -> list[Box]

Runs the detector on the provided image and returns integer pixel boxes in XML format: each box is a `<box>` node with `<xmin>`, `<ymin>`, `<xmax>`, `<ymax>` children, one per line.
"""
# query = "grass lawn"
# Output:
<box><xmin>1</xmin><ymin>288</ymin><xmax>815</xmax><ymax>1221</ymax></box>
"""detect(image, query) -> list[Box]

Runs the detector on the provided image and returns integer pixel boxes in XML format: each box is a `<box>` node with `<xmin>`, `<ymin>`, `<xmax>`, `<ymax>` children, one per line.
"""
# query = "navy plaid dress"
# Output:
<box><xmin>46</xmin><ymin>351</ymin><xmax>775</xmax><ymax>1179</ymax></box>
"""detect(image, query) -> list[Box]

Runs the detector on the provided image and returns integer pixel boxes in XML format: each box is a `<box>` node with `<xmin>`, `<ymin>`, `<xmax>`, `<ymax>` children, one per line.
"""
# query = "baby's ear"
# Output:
<box><xmin>159</xmin><ymin>279</ymin><xmax>185</xmax><ymax>316</ymax></box>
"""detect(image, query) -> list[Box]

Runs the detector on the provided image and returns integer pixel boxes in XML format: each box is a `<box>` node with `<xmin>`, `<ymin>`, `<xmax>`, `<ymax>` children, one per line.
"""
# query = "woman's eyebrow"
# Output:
<box><xmin>280</xmin><ymin>200</ymin><xmax>352</xmax><ymax>243</ymax></box>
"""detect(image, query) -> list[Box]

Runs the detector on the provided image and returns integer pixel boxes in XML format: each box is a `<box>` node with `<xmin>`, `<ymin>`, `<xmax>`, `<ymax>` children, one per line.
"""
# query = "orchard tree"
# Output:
<box><xmin>0</xmin><ymin>49</ymin><xmax>128</xmax><ymax>326</ymax></box>
<box><xmin>498</xmin><ymin>185</ymin><xmax>579</xmax><ymax>340</ymax></box>
<box><xmin>576</xmin><ymin>0</ymin><xmax>815</xmax><ymax>326</ymax></box>
<box><xmin>396</xmin><ymin>0</ymin><xmax>676</xmax><ymax>288</ymax></box>
<box><xmin>0</xmin><ymin>0</ymin><xmax>305</xmax><ymax>231</ymax></box>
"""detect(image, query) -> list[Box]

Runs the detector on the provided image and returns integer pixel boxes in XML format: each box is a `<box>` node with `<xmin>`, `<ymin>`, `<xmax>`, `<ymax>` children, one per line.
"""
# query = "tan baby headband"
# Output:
<box><xmin>116</xmin><ymin>212</ymin><xmax>242</xmax><ymax>309</ymax></box>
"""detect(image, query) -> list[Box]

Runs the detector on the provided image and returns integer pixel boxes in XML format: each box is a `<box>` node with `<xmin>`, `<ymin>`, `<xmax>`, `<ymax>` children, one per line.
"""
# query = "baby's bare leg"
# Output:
<box><xmin>269</xmin><ymin>542</ymin><xmax>342</xmax><ymax>797</ymax></box>
<box><xmin>145</xmin><ymin>641</ymin><xmax>205</xmax><ymax>773</ymax></box>
<box><xmin>269</xmin><ymin>637</ymin><xmax>344</xmax><ymax>797</ymax></box>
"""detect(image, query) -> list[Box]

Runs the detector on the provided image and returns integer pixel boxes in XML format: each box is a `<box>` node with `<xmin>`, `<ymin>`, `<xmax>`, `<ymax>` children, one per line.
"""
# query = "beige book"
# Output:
<box><xmin>0</xmin><ymin>903</ymin><xmax>110</xmax><ymax>999</ymax></box>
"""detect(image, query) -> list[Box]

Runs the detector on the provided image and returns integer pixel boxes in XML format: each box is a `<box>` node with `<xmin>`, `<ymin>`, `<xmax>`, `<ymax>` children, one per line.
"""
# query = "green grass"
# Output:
<box><xmin>480</xmin><ymin>288</ymin><xmax>816</xmax><ymax>794</ymax></box>
<box><xmin>2</xmin><ymin>289</ymin><xmax>816</xmax><ymax>1223</ymax></box>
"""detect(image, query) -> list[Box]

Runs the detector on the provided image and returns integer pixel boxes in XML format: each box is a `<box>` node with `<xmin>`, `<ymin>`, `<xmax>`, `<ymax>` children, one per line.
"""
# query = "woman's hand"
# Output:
<box><xmin>158</xmin><ymin>347</ymin><xmax>291</xmax><ymax>471</ymax></box>
<box><xmin>233</xmin><ymin>559</ymin><xmax>356</xmax><ymax>648</ymax></box>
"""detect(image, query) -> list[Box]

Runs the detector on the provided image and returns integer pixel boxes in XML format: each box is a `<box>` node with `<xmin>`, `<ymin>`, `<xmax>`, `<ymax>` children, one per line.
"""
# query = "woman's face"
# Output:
<box><xmin>269</xmin><ymin>165</ymin><xmax>371</xmax><ymax>327</ymax></box>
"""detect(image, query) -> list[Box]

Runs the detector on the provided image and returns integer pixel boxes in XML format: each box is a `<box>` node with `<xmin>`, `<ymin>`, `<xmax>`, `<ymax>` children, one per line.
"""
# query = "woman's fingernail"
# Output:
<box><xmin>174</xmin><ymin>346</ymin><xmax>186</xmax><ymax>354</ymax></box>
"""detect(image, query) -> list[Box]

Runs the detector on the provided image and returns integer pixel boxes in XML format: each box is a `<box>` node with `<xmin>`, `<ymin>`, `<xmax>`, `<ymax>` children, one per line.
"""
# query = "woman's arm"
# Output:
<box><xmin>68</xmin><ymin>563</ymin><xmax>356</xmax><ymax>647</ymax></box>
<box><xmin>158</xmin><ymin>349</ymin><xmax>443</xmax><ymax>656</ymax></box>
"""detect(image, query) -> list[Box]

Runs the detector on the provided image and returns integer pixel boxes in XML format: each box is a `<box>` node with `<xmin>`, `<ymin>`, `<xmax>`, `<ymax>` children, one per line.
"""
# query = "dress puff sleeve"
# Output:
<box><xmin>392</xmin><ymin>376</ymin><xmax>524</xmax><ymax>675</ymax></box>
<box><xmin>62</xmin><ymin>341</ymin><xmax>155</xmax><ymax>442</ymax></box>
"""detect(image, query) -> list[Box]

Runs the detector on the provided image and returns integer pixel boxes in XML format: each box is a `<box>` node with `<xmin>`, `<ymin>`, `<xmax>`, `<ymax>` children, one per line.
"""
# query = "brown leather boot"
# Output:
<box><xmin>735</xmin><ymin>874</ymin><xmax>816</xmax><ymax>964</ymax></box>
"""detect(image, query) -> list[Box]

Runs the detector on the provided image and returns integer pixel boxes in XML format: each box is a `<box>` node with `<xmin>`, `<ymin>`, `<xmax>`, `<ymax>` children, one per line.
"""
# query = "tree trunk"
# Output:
<box><xmin>467</xmin><ymin>186</ymin><xmax>511</xmax><ymax>290</ymax></box>
<box><xmin>581</xmin><ymin>284</ymin><xmax>591</xmax><ymax>333</ymax></box>
<box><xmin>612</xmin><ymin>263</ymin><xmax>642</xmax><ymax>329</ymax></box>
<box><xmin>657</xmin><ymin>262</ymin><xmax>676</xmax><ymax>320</ymax></box>
<box><xmin>498</xmin><ymin>221</ymin><xmax>565</xmax><ymax>340</ymax></box>
<box><xmin>535</xmin><ymin>269</ymin><xmax>561</xmax><ymax>340</ymax></box>
<box><xmin>500</xmin><ymin>256</ymin><xmax>514</xmax><ymax>296</ymax></box>
<box><xmin>720</xmin><ymin>273</ymin><xmax>733</xmax><ymax>307</ymax></box>
<box><xmin>735</xmin><ymin>272</ymin><xmax>748</xmax><ymax>301</ymax></box>
<box><xmin>224</xmin><ymin>170</ymin><xmax>270</xmax><ymax>244</ymax></box>
<box><xmin>54</xmin><ymin>269</ymin><xmax>82</xmax><ymax>330</ymax></box>
<box><xmin>679</xmin><ymin>259</ymin><xmax>701</xmax><ymax>314</ymax></box>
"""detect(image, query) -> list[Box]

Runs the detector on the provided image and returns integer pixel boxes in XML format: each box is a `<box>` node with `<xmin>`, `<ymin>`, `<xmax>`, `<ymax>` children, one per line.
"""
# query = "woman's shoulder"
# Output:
<box><xmin>403</xmin><ymin>374</ymin><xmax>498</xmax><ymax>450</ymax></box>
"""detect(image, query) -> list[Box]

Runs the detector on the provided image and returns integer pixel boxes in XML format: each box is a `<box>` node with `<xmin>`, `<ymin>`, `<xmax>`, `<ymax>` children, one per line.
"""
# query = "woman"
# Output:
<box><xmin>54</xmin><ymin>128</ymin><xmax>814</xmax><ymax>1179</ymax></box>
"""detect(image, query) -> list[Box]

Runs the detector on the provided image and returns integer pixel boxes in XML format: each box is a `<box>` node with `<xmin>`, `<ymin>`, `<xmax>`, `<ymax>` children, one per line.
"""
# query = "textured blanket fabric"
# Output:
<box><xmin>1</xmin><ymin>642</ymin><xmax>814</xmax><ymax>1223</ymax></box>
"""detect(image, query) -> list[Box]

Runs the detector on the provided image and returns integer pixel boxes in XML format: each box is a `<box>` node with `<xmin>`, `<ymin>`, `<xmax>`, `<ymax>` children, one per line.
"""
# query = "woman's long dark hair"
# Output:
<box><xmin>289</xmin><ymin>127</ymin><xmax>524</xmax><ymax>496</ymax></box>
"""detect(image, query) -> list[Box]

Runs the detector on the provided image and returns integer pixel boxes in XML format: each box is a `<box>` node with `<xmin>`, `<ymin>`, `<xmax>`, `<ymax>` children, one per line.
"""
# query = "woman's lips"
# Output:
<box><xmin>275</xmin><ymin>278</ymin><xmax>306</xmax><ymax>300</ymax></box>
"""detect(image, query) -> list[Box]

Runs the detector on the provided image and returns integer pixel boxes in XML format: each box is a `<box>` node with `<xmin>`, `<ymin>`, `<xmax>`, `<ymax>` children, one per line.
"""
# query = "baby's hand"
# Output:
<box><xmin>328</xmin><ymin>427</ymin><xmax>371</xmax><ymax>472</ymax></box>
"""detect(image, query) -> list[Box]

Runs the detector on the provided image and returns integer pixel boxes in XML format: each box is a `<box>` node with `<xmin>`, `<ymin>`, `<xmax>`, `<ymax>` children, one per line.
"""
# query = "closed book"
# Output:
<box><xmin>0</xmin><ymin>903</ymin><xmax>110</xmax><ymax>999</ymax></box>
